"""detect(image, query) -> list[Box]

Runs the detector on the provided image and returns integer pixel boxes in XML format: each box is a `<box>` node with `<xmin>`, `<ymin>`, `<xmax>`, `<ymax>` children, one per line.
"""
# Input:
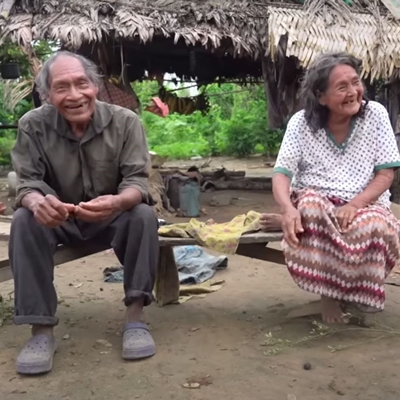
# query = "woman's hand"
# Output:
<box><xmin>335</xmin><ymin>203</ymin><xmax>359</xmax><ymax>231</ymax></box>
<box><xmin>281</xmin><ymin>206</ymin><xmax>304</xmax><ymax>248</ymax></box>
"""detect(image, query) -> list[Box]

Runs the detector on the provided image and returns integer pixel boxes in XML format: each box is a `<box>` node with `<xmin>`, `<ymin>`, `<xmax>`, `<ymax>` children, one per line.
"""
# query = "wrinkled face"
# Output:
<box><xmin>318</xmin><ymin>64</ymin><xmax>364</xmax><ymax>119</ymax></box>
<box><xmin>48</xmin><ymin>56</ymin><xmax>98</xmax><ymax>125</ymax></box>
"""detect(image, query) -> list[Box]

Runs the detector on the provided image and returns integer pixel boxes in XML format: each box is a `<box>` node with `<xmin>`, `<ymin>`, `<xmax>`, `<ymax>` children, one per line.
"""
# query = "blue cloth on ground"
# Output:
<box><xmin>103</xmin><ymin>245</ymin><xmax>228</xmax><ymax>284</ymax></box>
<box><xmin>174</xmin><ymin>245</ymin><xmax>228</xmax><ymax>284</ymax></box>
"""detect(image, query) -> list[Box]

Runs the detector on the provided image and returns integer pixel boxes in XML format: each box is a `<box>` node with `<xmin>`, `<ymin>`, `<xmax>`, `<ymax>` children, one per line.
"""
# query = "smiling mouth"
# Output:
<box><xmin>66</xmin><ymin>102</ymin><xmax>88</xmax><ymax>110</ymax></box>
<box><xmin>343</xmin><ymin>99</ymin><xmax>357</xmax><ymax>105</ymax></box>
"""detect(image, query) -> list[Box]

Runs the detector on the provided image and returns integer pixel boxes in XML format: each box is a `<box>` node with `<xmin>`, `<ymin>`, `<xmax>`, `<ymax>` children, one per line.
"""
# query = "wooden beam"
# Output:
<box><xmin>0</xmin><ymin>258</ymin><xmax>12</xmax><ymax>282</ymax></box>
<box><xmin>53</xmin><ymin>242</ymin><xmax>110</xmax><ymax>265</ymax></box>
<box><xmin>0</xmin><ymin>242</ymin><xmax>111</xmax><ymax>284</ymax></box>
<box><xmin>207</xmin><ymin>178</ymin><xmax>272</xmax><ymax>191</ymax></box>
<box><xmin>236</xmin><ymin>243</ymin><xmax>285</xmax><ymax>265</ymax></box>
<box><xmin>158</xmin><ymin>232</ymin><xmax>283</xmax><ymax>247</ymax></box>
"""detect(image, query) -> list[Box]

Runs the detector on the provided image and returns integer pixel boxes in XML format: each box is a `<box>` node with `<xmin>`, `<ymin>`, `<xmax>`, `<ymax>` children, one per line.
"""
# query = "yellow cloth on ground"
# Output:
<box><xmin>158</xmin><ymin>211</ymin><xmax>261</xmax><ymax>255</ymax></box>
<box><xmin>177</xmin><ymin>280</ymin><xmax>226</xmax><ymax>304</ymax></box>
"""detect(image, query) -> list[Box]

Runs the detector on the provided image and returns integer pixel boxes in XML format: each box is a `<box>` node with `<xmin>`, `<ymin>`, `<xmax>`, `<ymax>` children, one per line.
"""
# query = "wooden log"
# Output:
<box><xmin>226</xmin><ymin>176</ymin><xmax>272</xmax><ymax>182</ymax></box>
<box><xmin>207</xmin><ymin>178</ymin><xmax>272</xmax><ymax>191</ymax></box>
<box><xmin>201</xmin><ymin>171</ymin><xmax>246</xmax><ymax>179</ymax></box>
<box><xmin>158</xmin><ymin>169</ymin><xmax>246</xmax><ymax>179</ymax></box>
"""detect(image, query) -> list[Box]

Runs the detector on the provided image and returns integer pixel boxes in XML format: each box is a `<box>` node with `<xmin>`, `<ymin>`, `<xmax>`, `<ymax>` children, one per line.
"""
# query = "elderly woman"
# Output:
<box><xmin>264</xmin><ymin>52</ymin><xmax>400</xmax><ymax>324</ymax></box>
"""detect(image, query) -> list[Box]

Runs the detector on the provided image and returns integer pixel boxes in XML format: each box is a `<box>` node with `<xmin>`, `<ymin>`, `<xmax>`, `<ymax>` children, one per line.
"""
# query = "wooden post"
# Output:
<box><xmin>391</xmin><ymin>132</ymin><xmax>400</xmax><ymax>204</ymax></box>
<box><xmin>261</xmin><ymin>56</ymin><xmax>285</xmax><ymax>129</ymax></box>
<box><xmin>388</xmin><ymin>80</ymin><xmax>400</xmax><ymax>203</ymax></box>
<box><xmin>154</xmin><ymin>246</ymin><xmax>180</xmax><ymax>306</ymax></box>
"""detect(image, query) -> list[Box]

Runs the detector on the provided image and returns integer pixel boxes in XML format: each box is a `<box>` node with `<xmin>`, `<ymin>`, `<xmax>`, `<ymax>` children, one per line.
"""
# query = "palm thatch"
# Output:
<box><xmin>0</xmin><ymin>0</ymin><xmax>400</xmax><ymax>79</ymax></box>
<box><xmin>268</xmin><ymin>1</ymin><xmax>400</xmax><ymax>80</ymax></box>
<box><xmin>1</xmin><ymin>0</ymin><xmax>268</xmax><ymax>58</ymax></box>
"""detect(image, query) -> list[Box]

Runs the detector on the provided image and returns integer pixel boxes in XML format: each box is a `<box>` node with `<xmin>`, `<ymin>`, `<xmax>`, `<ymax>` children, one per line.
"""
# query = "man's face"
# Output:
<box><xmin>48</xmin><ymin>56</ymin><xmax>98</xmax><ymax>125</ymax></box>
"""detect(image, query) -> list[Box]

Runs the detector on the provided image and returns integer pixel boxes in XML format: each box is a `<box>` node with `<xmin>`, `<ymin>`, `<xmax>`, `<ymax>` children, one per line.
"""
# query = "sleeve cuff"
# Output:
<box><xmin>273</xmin><ymin>167</ymin><xmax>293</xmax><ymax>179</ymax></box>
<box><xmin>15</xmin><ymin>184</ymin><xmax>58</xmax><ymax>208</ymax></box>
<box><xmin>374</xmin><ymin>161</ymin><xmax>400</xmax><ymax>171</ymax></box>
<box><xmin>118</xmin><ymin>184</ymin><xmax>152</xmax><ymax>205</ymax></box>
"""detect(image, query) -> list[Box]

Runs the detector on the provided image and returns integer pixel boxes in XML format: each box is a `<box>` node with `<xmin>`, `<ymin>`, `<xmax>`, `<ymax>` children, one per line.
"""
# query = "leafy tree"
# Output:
<box><xmin>136</xmin><ymin>80</ymin><xmax>283</xmax><ymax>159</ymax></box>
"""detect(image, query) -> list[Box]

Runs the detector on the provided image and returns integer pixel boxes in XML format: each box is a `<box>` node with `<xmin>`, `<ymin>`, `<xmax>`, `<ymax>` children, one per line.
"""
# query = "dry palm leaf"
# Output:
<box><xmin>2</xmin><ymin>79</ymin><xmax>34</xmax><ymax>112</ymax></box>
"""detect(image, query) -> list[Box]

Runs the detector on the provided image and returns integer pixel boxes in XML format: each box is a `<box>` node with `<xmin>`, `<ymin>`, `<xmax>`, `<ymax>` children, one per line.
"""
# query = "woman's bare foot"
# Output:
<box><xmin>259</xmin><ymin>213</ymin><xmax>283</xmax><ymax>231</ymax></box>
<box><xmin>321</xmin><ymin>296</ymin><xmax>349</xmax><ymax>324</ymax></box>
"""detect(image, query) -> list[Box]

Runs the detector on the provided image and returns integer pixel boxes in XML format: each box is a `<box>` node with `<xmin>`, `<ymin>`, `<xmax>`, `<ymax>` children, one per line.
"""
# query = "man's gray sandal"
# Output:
<box><xmin>122</xmin><ymin>322</ymin><xmax>156</xmax><ymax>360</ymax></box>
<box><xmin>16</xmin><ymin>334</ymin><xmax>57</xmax><ymax>375</ymax></box>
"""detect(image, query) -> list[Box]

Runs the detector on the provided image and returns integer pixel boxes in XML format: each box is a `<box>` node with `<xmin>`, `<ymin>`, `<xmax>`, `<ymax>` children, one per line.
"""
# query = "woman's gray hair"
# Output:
<box><xmin>35</xmin><ymin>51</ymin><xmax>102</xmax><ymax>101</ymax></box>
<box><xmin>301</xmin><ymin>52</ymin><xmax>368</xmax><ymax>132</ymax></box>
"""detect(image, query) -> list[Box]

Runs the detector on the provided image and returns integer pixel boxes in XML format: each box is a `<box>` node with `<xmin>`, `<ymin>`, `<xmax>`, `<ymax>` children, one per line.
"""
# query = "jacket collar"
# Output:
<box><xmin>44</xmin><ymin>100</ymin><xmax>113</xmax><ymax>139</ymax></box>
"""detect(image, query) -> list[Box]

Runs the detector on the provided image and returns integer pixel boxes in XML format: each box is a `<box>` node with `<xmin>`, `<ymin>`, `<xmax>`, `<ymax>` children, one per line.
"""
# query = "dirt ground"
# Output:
<box><xmin>1</xmin><ymin>165</ymin><xmax>400</xmax><ymax>399</ymax></box>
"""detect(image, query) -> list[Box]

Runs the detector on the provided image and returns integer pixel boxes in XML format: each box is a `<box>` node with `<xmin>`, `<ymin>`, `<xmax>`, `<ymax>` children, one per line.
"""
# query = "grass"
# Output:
<box><xmin>261</xmin><ymin>317</ymin><xmax>400</xmax><ymax>357</ymax></box>
<box><xmin>0</xmin><ymin>294</ymin><xmax>13</xmax><ymax>327</ymax></box>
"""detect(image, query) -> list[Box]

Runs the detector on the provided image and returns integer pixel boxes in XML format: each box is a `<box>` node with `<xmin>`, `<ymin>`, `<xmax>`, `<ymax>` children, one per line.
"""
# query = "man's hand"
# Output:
<box><xmin>335</xmin><ymin>203</ymin><xmax>359</xmax><ymax>231</ymax></box>
<box><xmin>75</xmin><ymin>195</ymin><xmax>120</xmax><ymax>223</ymax></box>
<box><xmin>31</xmin><ymin>194</ymin><xmax>76</xmax><ymax>228</ymax></box>
<box><xmin>281</xmin><ymin>206</ymin><xmax>304</xmax><ymax>249</ymax></box>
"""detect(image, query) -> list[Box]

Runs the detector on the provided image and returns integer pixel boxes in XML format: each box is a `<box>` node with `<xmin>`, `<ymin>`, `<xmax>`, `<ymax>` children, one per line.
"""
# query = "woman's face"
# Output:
<box><xmin>318</xmin><ymin>64</ymin><xmax>364</xmax><ymax>119</ymax></box>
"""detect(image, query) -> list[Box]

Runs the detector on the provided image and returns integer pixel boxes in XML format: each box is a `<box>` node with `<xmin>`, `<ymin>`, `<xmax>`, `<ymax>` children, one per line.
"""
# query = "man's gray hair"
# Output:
<box><xmin>301</xmin><ymin>52</ymin><xmax>368</xmax><ymax>132</ymax></box>
<box><xmin>35</xmin><ymin>51</ymin><xmax>102</xmax><ymax>101</ymax></box>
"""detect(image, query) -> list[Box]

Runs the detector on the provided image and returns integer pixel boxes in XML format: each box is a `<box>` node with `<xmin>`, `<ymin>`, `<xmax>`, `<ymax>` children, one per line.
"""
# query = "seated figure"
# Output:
<box><xmin>261</xmin><ymin>52</ymin><xmax>400</xmax><ymax>324</ymax></box>
<box><xmin>10</xmin><ymin>51</ymin><xmax>159</xmax><ymax>375</ymax></box>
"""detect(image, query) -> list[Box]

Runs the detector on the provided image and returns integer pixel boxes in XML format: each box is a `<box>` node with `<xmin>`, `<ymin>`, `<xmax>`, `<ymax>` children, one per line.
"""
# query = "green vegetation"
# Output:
<box><xmin>0</xmin><ymin>41</ymin><xmax>284</xmax><ymax>165</ymax></box>
<box><xmin>135</xmin><ymin>81</ymin><xmax>283</xmax><ymax>159</ymax></box>
<box><xmin>0</xmin><ymin>40</ymin><xmax>56</xmax><ymax>165</ymax></box>
<box><xmin>0</xmin><ymin>82</ymin><xmax>32</xmax><ymax>165</ymax></box>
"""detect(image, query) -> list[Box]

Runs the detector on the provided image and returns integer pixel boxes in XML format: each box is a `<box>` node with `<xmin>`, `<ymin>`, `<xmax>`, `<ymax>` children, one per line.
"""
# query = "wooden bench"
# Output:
<box><xmin>155</xmin><ymin>232</ymin><xmax>284</xmax><ymax>305</ymax></box>
<box><xmin>0</xmin><ymin>219</ymin><xmax>284</xmax><ymax>305</ymax></box>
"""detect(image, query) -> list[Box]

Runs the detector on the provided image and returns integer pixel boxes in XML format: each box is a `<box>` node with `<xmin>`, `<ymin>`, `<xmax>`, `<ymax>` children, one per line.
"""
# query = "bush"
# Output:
<box><xmin>0</xmin><ymin>132</ymin><xmax>16</xmax><ymax>165</ymax></box>
<box><xmin>135</xmin><ymin>82</ymin><xmax>284</xmax><ymax>160</ymax></box>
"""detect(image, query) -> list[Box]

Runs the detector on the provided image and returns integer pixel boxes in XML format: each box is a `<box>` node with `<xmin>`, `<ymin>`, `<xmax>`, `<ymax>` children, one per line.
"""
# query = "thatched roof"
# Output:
<box><xmin>1</xmin><ymin>0</ymin><xmax>400</xmax><ymax>79</ymax></box>
<box><xmin>268</xmin><ymin>2</ymin><xmax>400</xmax><ymax>80</ymax></box>
<box><xmin>0</xmin><ymin>0</ymin><xmax>269</xmax><ymax>57</ymax></box>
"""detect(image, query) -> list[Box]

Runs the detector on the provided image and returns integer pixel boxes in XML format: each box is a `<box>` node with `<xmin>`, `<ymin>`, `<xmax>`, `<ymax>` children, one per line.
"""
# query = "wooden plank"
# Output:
<box><xmin>53</xmin><ymin>242</ymin><xmax>110</xmax><ymax>265</ymax></box>
<box><xmin>159</xmin><ymin>231</ymin><xmax>283</xmax><ymax>247</ymax></box>
<box><xmin>0</xmin><ymin>221</ymin><xmax>11</xmax><ymax>241</ymax></box>
<box><xmin>0</xmin><ymin>220</ymin><xmax>283</xmax><ymax>246</ymax></box>
<box><xmin>0</xmin><ymin>242</ymin><xmax>111</xmax><ymax>284</ymax></box>
<box><xmin>0</xmin><ymin>232</ymin><xmax>284</xmax><ymax>284</ymax></box>
<box><xmin>236</xmin><ymin>243</ymin><xmax>285</xmax><ymax>265</ymax></box>
<box><xmin>0</xmin><ymin>258</ymin><xmax>12</xmax><ymax>282</ymax></box>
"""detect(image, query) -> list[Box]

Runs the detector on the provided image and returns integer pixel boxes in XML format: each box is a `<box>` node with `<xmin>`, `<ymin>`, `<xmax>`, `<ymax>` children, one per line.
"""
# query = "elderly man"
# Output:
<box><xmin>10</xmin><ymin>51</ymin><xmax>159</xmax><ymax>375</ymax></box>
